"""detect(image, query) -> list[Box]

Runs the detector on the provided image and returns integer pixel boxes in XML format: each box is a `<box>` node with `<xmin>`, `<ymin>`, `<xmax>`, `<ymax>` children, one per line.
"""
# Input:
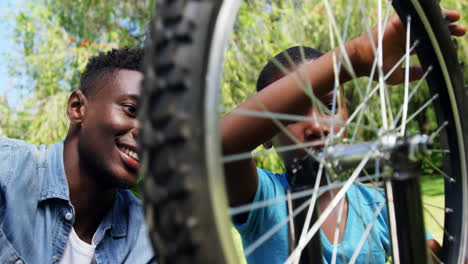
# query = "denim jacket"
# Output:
<box><xmin>0</xmin><ymin>138</ymin><xmax>155</xmax><ymax>263</ymax></box>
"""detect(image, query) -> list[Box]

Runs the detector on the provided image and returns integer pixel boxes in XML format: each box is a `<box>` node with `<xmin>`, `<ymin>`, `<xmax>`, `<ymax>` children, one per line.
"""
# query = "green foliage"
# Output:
<box><xmin>0</xmin><ymin>96</ymin><xmax>14</xmax><ymax>137</ymax></box>
<box><xmin>1</xmin><ymin>0</ymin><xmax>155</xmax><ymax>145</ymax></box>
<box><xmin>221</xmin><ymin>0</ymin><xmax>468</xmax><ymax>174</ymax></box>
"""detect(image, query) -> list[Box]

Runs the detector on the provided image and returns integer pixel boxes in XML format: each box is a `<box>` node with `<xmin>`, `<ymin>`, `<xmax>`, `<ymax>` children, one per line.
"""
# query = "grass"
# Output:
<box><xmin>421</xmin><ymin>175</ymin><xmax>445</xmax><ymax>243</ymax></box>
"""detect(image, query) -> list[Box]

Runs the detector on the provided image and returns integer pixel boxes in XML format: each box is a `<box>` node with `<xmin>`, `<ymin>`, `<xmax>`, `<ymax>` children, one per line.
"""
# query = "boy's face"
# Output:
<box><xmin>77</xmin><ymin>69</ymin><xmax>142</xmax><ymax>189</ymax></box>
<box><xmin>272</xmin><ymin>89</ymin><xmax>349</xmax><ymax>165</ymax></box>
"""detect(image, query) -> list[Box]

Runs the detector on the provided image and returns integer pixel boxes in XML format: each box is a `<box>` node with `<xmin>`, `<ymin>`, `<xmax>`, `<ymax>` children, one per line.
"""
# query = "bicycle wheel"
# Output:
<box><xmin>140</xmin><ymin>0</ymin><xmax>468</xmax><ymax>263</ymax></box>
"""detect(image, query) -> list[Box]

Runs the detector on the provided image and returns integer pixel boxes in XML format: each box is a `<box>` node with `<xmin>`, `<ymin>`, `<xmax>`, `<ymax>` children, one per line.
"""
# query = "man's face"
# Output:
<box><xmin>272</xmin><ymin>90</ymin><xmax>349</xmax><ymax>165</ymax></box>
<box><xmin>78</xmin><ymin>69</ymin><xmax>142</xmax><ymax>189</ymax></box>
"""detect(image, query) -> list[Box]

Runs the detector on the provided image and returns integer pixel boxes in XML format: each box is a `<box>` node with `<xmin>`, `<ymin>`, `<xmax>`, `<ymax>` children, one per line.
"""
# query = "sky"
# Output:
<box><xmin>0</xmin><ymin>1</ymin><xmax>12</xmax><ymax>92</ymax></box>
<box><xmin>0</xmin><ymin>0</ymin><xmax>23</xmax><ymax>107</ymax></box>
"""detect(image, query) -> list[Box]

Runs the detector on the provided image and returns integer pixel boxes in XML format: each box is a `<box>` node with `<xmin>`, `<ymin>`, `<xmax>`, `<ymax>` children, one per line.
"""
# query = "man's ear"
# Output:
<box><xmin>263</xmin><ymin>140</ymin><xmax>273</xmax><ymax>149</ymax></box>
<box><xmin>67</xmin><ymin>90</ymin><xmax>88</xmax><ymax>124</ymax></box>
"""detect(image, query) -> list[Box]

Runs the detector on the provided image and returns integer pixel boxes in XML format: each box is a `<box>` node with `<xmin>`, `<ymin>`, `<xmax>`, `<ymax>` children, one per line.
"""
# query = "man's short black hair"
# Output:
<box><xmin>256</xmin><ymin>46</ymin><xmax>324</xmax><ymax>91</ymax></box>
<box><xmin>79</xmin><ymin>47</ymin><xmax>144</xmax><ymax>97</ymax></box>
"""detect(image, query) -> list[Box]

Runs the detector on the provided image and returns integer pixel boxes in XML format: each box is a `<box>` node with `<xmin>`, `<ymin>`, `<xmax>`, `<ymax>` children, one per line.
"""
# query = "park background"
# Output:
<box><xmin>1</xmin><ymin>0</ymin><xmax>467</xmax><ymax>261</ymax></box>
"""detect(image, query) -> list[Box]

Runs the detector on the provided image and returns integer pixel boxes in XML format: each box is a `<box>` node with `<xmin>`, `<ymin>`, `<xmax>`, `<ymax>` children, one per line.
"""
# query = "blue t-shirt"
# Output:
<box><xmin>234</xmin><ymin>168</ymin><xmax>395</xmax><ymax>264</ymax></box>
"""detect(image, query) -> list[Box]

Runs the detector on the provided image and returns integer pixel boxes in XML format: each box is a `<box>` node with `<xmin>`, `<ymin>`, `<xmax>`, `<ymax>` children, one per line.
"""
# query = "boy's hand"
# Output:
<box><xmin>351</xmin><ymin>9</ymin><xmax>466</xmax><ymax>85</ymax></box>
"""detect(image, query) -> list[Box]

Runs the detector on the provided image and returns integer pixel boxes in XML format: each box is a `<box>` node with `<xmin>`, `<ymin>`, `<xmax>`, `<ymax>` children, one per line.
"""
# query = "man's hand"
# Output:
<box><xmin>350</xmin><ymin>9</ymin><xmax>466</xmax><ymax>85</ymax></box>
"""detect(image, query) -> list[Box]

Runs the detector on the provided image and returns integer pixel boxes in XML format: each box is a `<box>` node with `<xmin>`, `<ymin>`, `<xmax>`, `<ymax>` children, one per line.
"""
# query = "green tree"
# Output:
<box><xmin>1</xmin><ymin>0</ymin><xmax>155</xmax><ymax>145</ymax></box>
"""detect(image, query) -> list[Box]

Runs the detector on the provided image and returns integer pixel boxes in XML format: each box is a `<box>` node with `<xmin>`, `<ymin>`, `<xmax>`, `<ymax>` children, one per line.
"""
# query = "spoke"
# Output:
<box><xmin>429</xmin><ymin>121</ymin><xmax>449</xmax><ymax>142</ymax></box>
<box><xmin>219</xmin><ymin>105</ymin><xmax>378</xmax><ymax>143</ymax></box>
<box><xmin>384</xmin><ymin>83</ymin><xmax>395</xmax><ymax>126</ymax></box>
<box><xmin>423</xmin><ymin>202</ymin><xmax>446</xmax><ymax>211</ymax></box>
<box><xmin>381</xmin><ymin>1</ymin><xmax>398</xmax><ymax>129</ymax></box>
<box><xmin>331</xmin><ymin>198</ymin><xmax>346</xmax><ymax>264</ymax></box>
<box><xmin>327</xmin><ymin>29</ymin><xmax>341</xmax><ymax>146</ymax></box>
<box><xmin>354</xmin><ymin>0</ymin><xmax>387</xmax><ymax>126</ymax></box>
<box><xmin>334</xmin><ymin>1</ymin><xmax>396</xmax><ymax>140</ymax></box>
<box><xmin>271</xmin><ymin>56</ymin><xmax>325</xmax><ymax>114</ymax></box>
<box><xmin>244</xmin><ymin>95</ymin><xmax>324</xmax><ymax>164</ymax></box>
<box><xmin>350</xmin><ymin>59</ymin><xmax>378</xmax><ymax>142</ymax></box>
<box><xmin>399</xmin><ymin>15</ymin><xmax>412</xmax><ymax>136</ymax></box>
<box><xmin>336</xmin><ymin>53</ymin><xmax>420</xmax><ymax>139</ymax></box>
<box><xmin>423</xmin><ymin>156</ymin><xmax>456</xmax><ymax>183</ymax></box>
<box><xmin>222</xmin><ymin>140</ymin><xmax>322</xmax><ymax>163</ymax></box>
<box><xmin>429</xmin><ymin>149</ymin><xmax>450</xmax><ymax>154</ymax></box>
<box><xmin>286</xmin><ymin>150</ymin><xmax>375</xmax><ymax>264</ymax></box>
<box><xmin>229</xmin><ymin>174</ymin><xmax>384</xmax><ymax>216</ymax></box>
<box><xmin>221</xmin><ymin>107</ymin><xmax>335</xmax><ymax>124</ymax></box>
<box><xmin>377</xmin><ymin>0</ymin><xmax>388</xmax><ymax>130</ymax></box>
<box><xmin>397</xmin><ymin>94</ymin><xmax>439</xmax><ymax>130</ymax></box>
<box><xmin>222</xmin><ymin>115</ymin><xmax>378</xmax><ymax>164</ymax></box>
<box><xmin>429</xmin><ymin>249</ymin><xmax>443</xmax><ymax>264</ymax></box>
<box><xmin>296</xmin><ymin>163</ymin><xmax>326</xmax><ymax>263</ymax></box>
<box><xmin>326</xmin><ymin>0</ymin><xmax>356</xmax><ymax>149</ymax></box>
<box><xmin>357</xmin><ymin>0</ymin><xmax>378</xmax><ymax>61</ymax></box>
<box><xmin>391</xmin><ymin>66</ymin><xmax>433</xmax><ymax>128</ymax></box>
<box><xmin>296</xmin><ymin>46</ymin><xmax>328</xmax><ymax>142</ymax></box>
<box><xmin>347</xmin><ymin>160</ymin><xmax>387</xmax><ymax>264</ymax></box>
<box><xmin>336</xmin><ymin>83</ymin><xmax>381</xmax><ymax>138</ymax></box>
<box><xmin>423</xmin><ymin>206</ymin><xmax>453</xmax><ymax>242</ymax></box>
<box><xmin>386</xmin><ymin>180</ymin><xmax>401</xmax><ymax>264</ymax></box>
<box><xmin>349</xmin><ymin>201</ymin><xmax>386</xmax><ymax>264</ymax></box>
<box><xmin>323</xmin><ymin>0</ymin><xmax>366</xmax><ymax>102</ymax></box>
<box><xmin>287</xmin><ymin>190</ymin><xmax>296</xmax><ymax>247</ymax></box>
<box><xmin>269</xmin><ymin>46</ymin><xmax>337</xmax><ymax>141</ymax></box>
<box><xmin>243</xmin><ymin>192</ymin><xmax>312</xmax><ymax>257</ymax></box>
<box><xmin>225</xmin><ymin>27</ymin><xmax>331</xmax><ymax>167</ymax></box>
<box><xmin>330</xmin><ymin>182</ymin><xmax>387</xmax><ymax>264</ymax></box>
<box><xmin>384</xmin><ymin>40</ymin><xmax>419</xmax><ymax>81</ymax></box>
<box><xmin>375</xmin><ymin>0</ymin><xmax>399</xmax><ymax>132</ymax></box>
<box><xmin>339</xmin><ymin>0</ymin><xmax>356</xmax><ymax>43</ymax></box>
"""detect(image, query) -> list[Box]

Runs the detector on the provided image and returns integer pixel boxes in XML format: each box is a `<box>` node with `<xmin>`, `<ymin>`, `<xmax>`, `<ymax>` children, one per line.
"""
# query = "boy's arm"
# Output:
<box><xmin>221</xmin><ymin>11</ymin><xmax>465</xmax><ymax>207</ymax></box>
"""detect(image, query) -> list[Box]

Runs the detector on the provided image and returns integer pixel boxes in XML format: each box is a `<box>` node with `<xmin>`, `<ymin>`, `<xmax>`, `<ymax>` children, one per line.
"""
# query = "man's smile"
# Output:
<box><xmin>116</xmin><ymin>142</ymin><xmax>140</xmax><ymax>170</ymax></box>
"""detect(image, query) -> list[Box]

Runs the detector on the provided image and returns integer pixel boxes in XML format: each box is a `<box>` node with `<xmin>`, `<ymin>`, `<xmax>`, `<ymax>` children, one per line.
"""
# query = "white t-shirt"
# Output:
<box><xmin>59</xmin><ymin>228</ymin><xmax>96</xmax><ymax>264</ymax></box>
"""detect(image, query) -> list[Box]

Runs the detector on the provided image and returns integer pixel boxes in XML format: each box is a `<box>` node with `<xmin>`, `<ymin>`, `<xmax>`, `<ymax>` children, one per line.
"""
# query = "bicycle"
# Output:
<box><xmin>140</xmin><ymin>0</ymin><xmax>468</xmax><ymax>263</ymax></box>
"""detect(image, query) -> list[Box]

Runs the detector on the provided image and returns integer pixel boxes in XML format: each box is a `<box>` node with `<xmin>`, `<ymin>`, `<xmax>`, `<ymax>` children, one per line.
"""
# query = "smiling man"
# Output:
<box><xmin>0</xmin><ymin>48</ymin><xmax>155</xmax><ymax>263</ymax></box>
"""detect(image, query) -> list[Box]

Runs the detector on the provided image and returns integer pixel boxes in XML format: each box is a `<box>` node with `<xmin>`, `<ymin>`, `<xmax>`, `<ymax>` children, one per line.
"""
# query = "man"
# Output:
<box><xmin>0</xmin><ymin>48</ymin><xmax>154</xmax><ymax>263</ymax></box>
<box><xmin>221</xmin><ymin>11</ymin><xmax>465</xmax><ymax>263</ymax></box>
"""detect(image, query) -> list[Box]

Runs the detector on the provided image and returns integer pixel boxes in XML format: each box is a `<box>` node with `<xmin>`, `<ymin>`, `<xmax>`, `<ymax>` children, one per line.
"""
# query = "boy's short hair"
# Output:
<box><xmin>79</xmin><ymin>47</ymin><xmax>144</xmax><ymax>97</ymax></box>
<box><xmin>256</xmin><ymin>46</ymin><xmax>324</xmax><ymax>91</ymax></box>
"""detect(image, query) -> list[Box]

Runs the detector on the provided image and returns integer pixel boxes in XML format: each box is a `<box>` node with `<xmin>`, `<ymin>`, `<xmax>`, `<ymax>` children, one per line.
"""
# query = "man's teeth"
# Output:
<box><xmin>121</xmin><ymin>147</ymin><xmax>139</xmax><ymax>161</ymax></box>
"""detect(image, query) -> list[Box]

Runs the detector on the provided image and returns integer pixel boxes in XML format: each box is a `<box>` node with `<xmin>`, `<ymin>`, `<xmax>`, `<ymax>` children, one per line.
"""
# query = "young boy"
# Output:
<box><xmin>221</xmin><ymin>11</ymin><xmax>465</xmax><ymax>264</ymax></box>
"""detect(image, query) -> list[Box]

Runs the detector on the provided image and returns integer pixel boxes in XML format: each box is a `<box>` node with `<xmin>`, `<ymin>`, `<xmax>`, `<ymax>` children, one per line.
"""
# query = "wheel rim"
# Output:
<box><xmin>203</xmin><ymin>0</ymin><xmax>467</xmax><ymax>263</ymax></box>
<box><xmin>205</xmin><ymin>0</ymin><xmax>244</xmax><ymax>263</ymax></box>
<box><xmin>408</xmin><ymin>0</ymin><xmax>468</xmax><ymax>260</ymax></box>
